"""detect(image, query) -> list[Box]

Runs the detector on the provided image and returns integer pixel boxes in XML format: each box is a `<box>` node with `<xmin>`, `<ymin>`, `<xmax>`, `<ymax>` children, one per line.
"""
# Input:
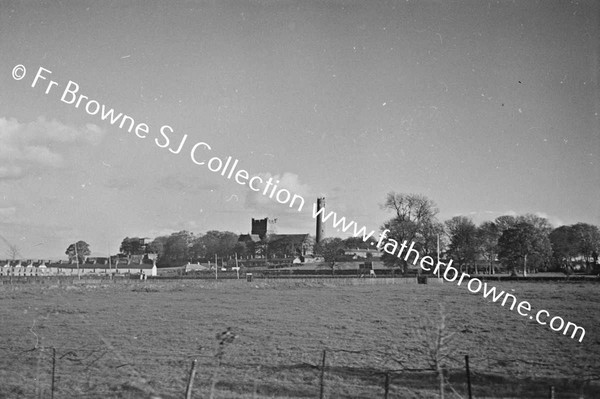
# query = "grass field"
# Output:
<box><xmin>0</xmin><ymin>277</ymin><xmax>599</xmax><ymax>398</ymax></box>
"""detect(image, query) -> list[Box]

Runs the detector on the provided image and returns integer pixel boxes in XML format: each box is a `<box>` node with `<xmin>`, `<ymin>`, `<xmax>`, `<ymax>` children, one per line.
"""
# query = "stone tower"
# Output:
<box><xmin>315</xmin><ymin>197</ymin><xmax>326</xmax><ymax>243</ymax></box>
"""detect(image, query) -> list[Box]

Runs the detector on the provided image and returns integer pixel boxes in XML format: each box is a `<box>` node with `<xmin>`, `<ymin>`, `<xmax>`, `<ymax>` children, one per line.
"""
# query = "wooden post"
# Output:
<box><xmin>437</xmin><ymin>233</ymin><xmax>441</xmax><ymax>281</ymax></box>
<box><xmin>51</xmin><ymin>347</ymin><xmax>56</xmax><ymax>399</ymax></box>
<box><xmin>383</xmin><ymin>372</ymin><xmax>390</xmax><ymax>399</ymax></box>
<box><xmin>465</xmin><ymin>355</ymin><xmax>472</xmax><ymax>399</ymax></box>
<box><xmin>549</xmin><ymin>386</ymin><xmax>555</xmax><ymax>399</ymax></box>
<box><xmin>319</xmin><ymin>350</ymin><xmax>326</xmax><ymax>399</ymax></box>
<box><xmin>185</xmin><ymin>359</ymin><xmax>197</xmax><ymax>399</ymax></box>
<box><xmin>235</xmin><ymin>253</ymin><xmax>239</xmax><ymax>279</ymax></box>
<box><xmin>35</xmin><ymin>344</ymin><xmax>42</xmax><ymax>399</ymax></box>
<box><xmin>74</xmin><ymin>242</ymin><xmax>80</xmax><ymax>280</ymax></box>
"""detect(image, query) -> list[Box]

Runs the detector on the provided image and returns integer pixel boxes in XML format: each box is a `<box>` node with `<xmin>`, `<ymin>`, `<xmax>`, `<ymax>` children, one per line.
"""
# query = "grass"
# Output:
<box><xmin>0</xmin><ymin>277</ymin><xmax>599</xmax><ymax>398</ymax></box>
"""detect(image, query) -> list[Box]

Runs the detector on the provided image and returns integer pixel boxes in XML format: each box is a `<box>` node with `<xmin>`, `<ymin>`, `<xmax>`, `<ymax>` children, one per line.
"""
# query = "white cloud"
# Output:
<box><xmin>22</xmin><ymin>145</ymin><xmax>64</xmax><ymax>167</ymax></box>
<box><xmin>244</xmin><ymin>172</ymin><xmax>311</xmax><ymax>213</ymax></box>
<box><xmin>0</xmin><ymin>116</ymin><xmax>105</xmax><ymax>180</ymax></box>
<box><xmin>533</xmin><ymin>212</ymin><xmax>564</xmax><ymax>228</ymax></box>
<box><xmin>454</xmin><ymin>209</ymin><xmax>565</xmax><ymax>227</ymax></box>
<box><xmin>0</xmin><ymin>165</ymin><xmax>24</xmax><ymax>180</ymax></box>
<box><xmin>0</xmin><ymin>207</ymin><xmax>16</xmax><ymax>216</ymax></box>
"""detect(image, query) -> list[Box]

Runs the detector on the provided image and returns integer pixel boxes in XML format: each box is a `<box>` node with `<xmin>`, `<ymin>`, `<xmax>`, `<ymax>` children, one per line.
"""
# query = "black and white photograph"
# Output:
<box><xmin>1</xmin><ymin>0</ymin><xmax>599</xmax><ymax>397</ymax></box>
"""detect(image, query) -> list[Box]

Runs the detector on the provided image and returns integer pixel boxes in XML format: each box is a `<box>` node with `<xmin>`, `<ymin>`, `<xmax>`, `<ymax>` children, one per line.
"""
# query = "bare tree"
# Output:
<box><xmin>7</xmin><ymin>244</ymin><xmax>21</xmax><ymax>261</ymax></box>
<box><xmin>382</xmin><ymin>192</ymin><xmax>439</xmax><ymax>227</ymax></box>
<box><xmin>414</xmin><ymin>305</ymin><xmax>458</xmax><ymax>399</ymax></box>
<box><xmin>380</xmin><ymin>192</ymin><xmax>440</xmax><ymax>273</ymax></box>
<box><xmin>1</xmin><ymin>234</ymin><xmax>21</xmax><ymax>261</ymax></box>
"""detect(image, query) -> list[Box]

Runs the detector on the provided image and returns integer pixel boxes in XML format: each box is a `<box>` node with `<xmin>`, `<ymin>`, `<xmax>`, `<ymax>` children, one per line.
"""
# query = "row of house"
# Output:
<box><xmin>0</xmin><ymin>254</ymin><xmax>157</xmax><ymax>277</ymax></box>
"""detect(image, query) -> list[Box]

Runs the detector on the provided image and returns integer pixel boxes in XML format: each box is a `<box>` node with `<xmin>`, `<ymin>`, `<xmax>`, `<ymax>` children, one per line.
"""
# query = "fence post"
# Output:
<box><xmin>549</xmin><ymin>386</ymin><xmax>555</xmax><ymax>399</ymax></box>
<box><xmin>465</xmin><ymin>355</ymin><xmax>472</xmax><ymax>399</ymax></box>
<box><xmin>319</xmin><ymin>350</ymin><xmax>327</xmax><ymax>399</ymax></box>
<box><xmin>185</xmin><ymin>359</ymin><xmax>197</xmax><ymax>399</ymax></box>
<box><xmin>51</xmin><ymin>347</ymin><xmax>56</xmax><ymax>399</ymax></box>
<box><xmin>383</xmin><ymin>372</ymin><xmax>390</xmax><ymax>399</ymax></box>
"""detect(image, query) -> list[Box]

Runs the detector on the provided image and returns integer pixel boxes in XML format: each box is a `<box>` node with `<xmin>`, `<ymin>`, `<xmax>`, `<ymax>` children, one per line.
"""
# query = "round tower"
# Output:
<box><xmin>315</xmin><ymin>197</ymin><xmax>326</xmax><ymax>243</ymax></box>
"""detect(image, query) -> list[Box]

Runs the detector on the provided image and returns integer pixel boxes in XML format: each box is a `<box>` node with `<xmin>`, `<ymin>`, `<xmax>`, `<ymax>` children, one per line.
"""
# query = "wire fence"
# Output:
<box><xmin>1</xmin><ymin>343</ymin><xmax>598</xmax><ymax>399</ymax></box>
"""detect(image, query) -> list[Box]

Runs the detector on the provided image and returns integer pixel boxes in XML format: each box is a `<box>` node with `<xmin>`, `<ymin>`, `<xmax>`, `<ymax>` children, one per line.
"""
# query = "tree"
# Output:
<box><xmin>550</xmin><ymin>223</ymin><xmax>600</xmax><ymax>273</ymax></box>
<box><xmin>517</xmin><ymin>214</ymin><xmax>553</xmax><ymax>272</ymax></box>
<box><xmin>476</xmin><ymin>221</ymin><xmax>501</xmax><ymax>274</ymax></box>
<box><xmin>414</xmin><ymin>305</ymin><xmax>456</xmax><ymax>399</ymax></box>
<box><xmin>380</xmin><ymin>192</ymin><xmax>440</xmax><ymax>273</ymax></box>
<box><xmin>233</xmin><ymin>242</ymin><xmax>247</xmax><ymax>259</ymax></box>
<box><xmin>147</xmin><ymin>236</ymin><xmax>169</xmax><ymax>258</ymax></box>
<box><xmin>189</xmin><ymin>235</ymin><xmax>207</xmax><ymax>260</ymax></box>
<box><xmin>65</xmin><ymin>241</ymin><xmax>91</xmax><ymax>264</ymax></box>
<box><xmin>119</xmin><ymin>237</ymin><xmax>146</xmax><ymax>256</ymax></box>
<box><xmin>6</xmin><ymin>244</ymin><xmax>21</xmax><ymax>261</ymax></box>
<box><xmin>549</xmin><ymin>225</ymin><xmax>578</xmax><ymax>271</ymax></box>
<box><xmin>342</xmin><ymin>236</ymin><xmax>376</xmax><ymax>249</ymax></box>
<box><xmin>420</xmin><ymin>221</ymin><xmax>445</xmax><ymax>259</ymax></box>
<box><xmin>494</xmin><ymin>215</ymin><xmax>552</xmax><ymax>274</ymax></box>
<box><xmin>571</xmin><ymin>223</ymin><xmax>600</xmax><ymax>273</ymax></box>
<box><xmin>146</xmin><ymin>230</ymin><xmax>240</xmax><ymax>266</ymax></box>
<box><xmin>519</xmin><ymin>213</ymin><xmax>553</xmax><ymax>235</ymax></box>
<box><xmin>444</xmin><ymin>216</ymin><xmax>478</xmax><ymax>273</ymax></box>
<box><xmin>0</xmin><ymin>234</ymin><xmax>21</xmax><ymax>261</ymax></box>
<box><xmin>250</xmin><ymin>236</ymin><xmax>268</xmax><ymax>259</ymax></box>
<box><xmin>200</xmin><ymin>231</ymin><xmax>240</xmax><ymax>259</ymax></box>
<box><xmin>162</xmin><ymin>231</ymin><xmax>194</xmax><ymax>264</ymax></box>
<box><xmin>315</xmin><ymin>237</ymin><xmax>345</xmax><ymax>275</ymax></box>
<box><xmin>498</xmin><ymin>223</ymin><xmax>551</xmax><ymax>276</ymax></box>
<box><xmin>494</xmin><ymin>215</ymin><xmax>518</xmax><ymax>233</ymax></box>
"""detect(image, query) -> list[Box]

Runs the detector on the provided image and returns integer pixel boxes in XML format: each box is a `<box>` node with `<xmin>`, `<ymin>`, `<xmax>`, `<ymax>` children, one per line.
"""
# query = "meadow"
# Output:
<box><xmin>0</xmin><ymin>277</ymin><xmax>599</xmax><ymax>398</ymax></box>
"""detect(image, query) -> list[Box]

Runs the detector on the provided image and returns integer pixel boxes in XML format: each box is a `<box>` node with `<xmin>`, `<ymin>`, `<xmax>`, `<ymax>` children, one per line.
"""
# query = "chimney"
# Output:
<box><xmin>316</xmin><ymin>197</ymin><xmax>326</xmax><ymax>244</ymax></box>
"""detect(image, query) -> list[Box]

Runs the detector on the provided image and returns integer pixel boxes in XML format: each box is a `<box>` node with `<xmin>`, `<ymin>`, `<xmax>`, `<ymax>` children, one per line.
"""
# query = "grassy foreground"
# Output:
<box><xmin>0</xmin><ymin>277</ymin><xmax>599</xmax><ymax>398</ymax></box>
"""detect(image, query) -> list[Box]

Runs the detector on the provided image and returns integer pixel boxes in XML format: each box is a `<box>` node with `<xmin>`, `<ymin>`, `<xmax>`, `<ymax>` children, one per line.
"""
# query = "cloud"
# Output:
<box><xmin>157</xmin><ymin>174</ymin><xmax>220</xmax><ymax>193</ymax></box>
<box><xmin>145</xmin><ymin>222</ymin><xmax>203</xmax><ymax>239</ymax></box>
<box><xmin>244</xmin><ymin>172</ymin><xmax>311</xmax><ymax>214</ymax></box>
<box><xmin>104</xmin><ymin>176</ymin><xmax>138</xmax><ymax>190</ymax></box>
<box><xmin>0</xmin><ymin>207</ymin><xmax>16</xmax><ymax>216</ymax></box>
<box><xmin>458</xmin><ymin>210</ymin><xmax>517</xmax><ymax>218</ymax></box>
<box><xmin>533</xmin><ymin>211</ymin><xmax>565</xmax><ymax>228</ymax></box>
<box><xmin>0</xmin><ymin>116</ymin><xmax>105</xmax><ymax>180</ymax></box>
<box><xmin>454</xmin><ymin>209</ymin><xmax>565</xmax><ymax>228</ymax></box>
<box><xmin>0</xmin><ymin>166</ymin><xmax>24</xmax><ymax>180</ymax></box>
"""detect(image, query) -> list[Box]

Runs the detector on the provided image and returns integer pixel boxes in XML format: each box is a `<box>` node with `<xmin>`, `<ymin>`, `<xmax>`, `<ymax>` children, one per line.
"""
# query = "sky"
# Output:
<box><xmin>0</xmin><ymin>0</ymin><xmax>598</xmax><ymax>259</ymax></box>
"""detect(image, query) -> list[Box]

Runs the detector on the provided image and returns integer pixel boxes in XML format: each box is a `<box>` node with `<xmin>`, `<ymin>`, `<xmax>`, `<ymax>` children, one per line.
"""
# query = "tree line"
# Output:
<box><xmin>374</xmin><ymin>192</ymin><xmax>599</xmax><ymax>275</ymax></box>
<box><xmin>120</xmin><ymin>231</ymin><xmax>243</xmax><ymax>266</ymax></box>
<box><xmin>62</xmin><ymin>191</ymin><xmax>600</xmax><ymax>273</ymax></box>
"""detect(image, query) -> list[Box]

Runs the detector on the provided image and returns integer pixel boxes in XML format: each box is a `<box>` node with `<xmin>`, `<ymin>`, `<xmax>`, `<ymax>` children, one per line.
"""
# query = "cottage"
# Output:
<box><xmin>44</xmin><ymin>255</ymin><xmax>157</xmax><ymax>277</ymax></box>
<box><xmin>0</xmin><ymin>254</ymin><xmax>158</xmax><ymax>277</ymax></box>
<box><xmin>0</xmin><ymin>259</ymin><xmax>50</xmax><ymax>276</ymax></box>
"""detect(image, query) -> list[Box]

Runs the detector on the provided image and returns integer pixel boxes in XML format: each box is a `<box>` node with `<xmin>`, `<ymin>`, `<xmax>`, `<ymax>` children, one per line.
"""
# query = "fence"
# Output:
<box><xmin>0</xmin><ymin>343</ymin><xmax>597</xmax><ymax>398</ymax></box>
<box><xmin>2</xmin><ymin>272</ymin><xmax>599</xmax><ymax>285</ymax></box>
